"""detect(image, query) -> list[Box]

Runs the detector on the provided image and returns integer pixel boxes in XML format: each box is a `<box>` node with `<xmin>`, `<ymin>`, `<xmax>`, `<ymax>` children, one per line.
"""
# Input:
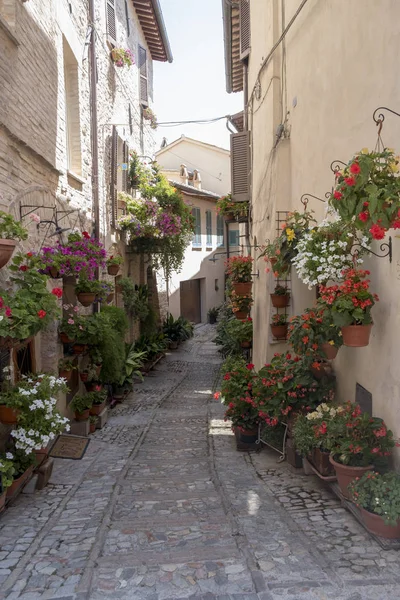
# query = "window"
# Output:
<box><xmin>206</xmin><ymin>211</ymin><xmax>212</xmax><ymax>246</ymax></box>
<box><xmin>106</xmin><ymin>0</ymin><xmax>117</xmax><ymax>46</ymax></box>
<box><xmin>192</xmin><ymin>208</ymin><xmax>201</xmax><ymax>247</ymax></box>
<box><xmin>63</xmin><ymin>37</ymin><xmax>82</xmax><ymax>177</ymax></box>
<box><xmin>229</xmin><ymin>229</ymin><xmax>240</xmax><ymax>247</ymax></box>
<box><xmin>217</xmin><ymin>215</ymin><xmax>224</xmax><ymax>247</ymax></box>
<box><xmin>138</xmin><ymin>45</ymin><xmax>148</xmax><ymax>106</ymax></box>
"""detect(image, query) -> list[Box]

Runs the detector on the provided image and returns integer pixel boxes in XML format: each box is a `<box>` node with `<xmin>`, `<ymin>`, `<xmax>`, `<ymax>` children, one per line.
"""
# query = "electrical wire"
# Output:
<box><xmin>160</xmin><ymin>149</ymin><xmax>223</xmax><ymax>182</ymax></box>
<box><xmin>157</xmin><ymin>115</ymin><xmax>230</xmax><ymax>127</ymax></box>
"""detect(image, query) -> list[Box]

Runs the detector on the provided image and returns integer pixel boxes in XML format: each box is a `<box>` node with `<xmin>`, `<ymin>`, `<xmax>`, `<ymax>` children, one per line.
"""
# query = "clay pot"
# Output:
<box><xmin>270</xmin><ymin>324</ymin><xmax>288</xmax><ymax>339</ymax></box>
<box><xmin>241</xmin><ymin>340</ymin><xmax>252</xmax><ymax>349</ymax></box>
<box><xmin>169</xmin><ymin>340</ymin><xmax>178</xmax><ymax>350</ymax></box>
<box><xmin>59</xmin><ymin>332</ymin><xmax>73</xmax><ymax>345</ymax></box>
<box><xmin>311</xmin><ymin>448</ymin><xmax>334</xmax><ymax>477</ymax></box>
<box><xmin>270</xmin><ymin>293</ymin><xmax>290</xmax><ymax>308</ymax></box>
<box><xmin>107</xmin><ymin>264</ymin><xmax>120</xmax><ymax>276</ymax></box>
<box><xmin>75</xmin><ymin>409</ymin><xmax>90</xmax><ymax>422</ymax></box>
<box><xmin>106</xmin><ymin>293</ymin><xmax>114</xmax><ymax>304</ymax></box>
<box><xmin>329</xmin><ymin>456</ymin><xmax>372</xmax><ymax>499</ymax></box>
<box><xmin>0</xmin><ymin>239</ymin><xmax>16</xmax><ymax>269</ymax></box>
<box><xmin>96</xmin><ymin>365</ymin><xmax>102</xmax><ymax>378</ymax></box>
<box><xmin>72</xmin><ymin>343</ymin><xmax>87</xmax><ymax>355</ymax></box>
<box><xmin>90</xmin><ymin>402</ymin><xmax>105</xmax><ymax>416</ymax></box>
<box><xmin>321</xmin><ymin>343</ymin><xmax>339</xmax><ymax>360</ymax></box>
<box><xmin>80</xmin><ymin>372</ymin><xmax>89</xmax><ymax>382</ymax></box>
<box><xmin>341</xmin><ymin>324</ymin><xmax>372</xmax><ymax>347</ymax></box>
<box><xmin>360</xmin><ymin>508</ymin><xmax>400</xmax><ymax>539</ymax></box>
<box><xmin>235</xmin><ymin>310</ymin><xmax>248</xmax><ymax>320</ymax></box>
<box><xmin>77</xmin><ymin>292</ymin><xmax>96</xmax><ymax>307</ymax></box>
<box><xmin>6</xmin><ymin>466</ymin><xmax>33</xmax><ymax>498</ymax></box>
<box><xmin>232</xmin><ymin>282</ymin><xmax>252</xmax><ymax>295</ymax></box>
<box><xmin>0</xmin><ymin>405</ymin><xmax>19</xmax><ymax>425</ymax></box>
<box><xmin>238</xmin><ymin>427</ymin><xmax>259</xmax><ymax>444</ymax></box>
<box><xmin>89</xmin><ymin>422</ymin><xmax>97</xmax><ymax>433</ymax></box>
<box><xmin>269</xmin><ymin>257</ymin><xmax>277</xmax><ymax>266</ymax></box>
<box><xmin>0</xmin><ymin>492</ymin><xmax>5</xmax><ymax>513</ymax></box>
<box><xmin>59</xmin><ymin>369</ymin><xmax>72</xmax><ymax>382</ymax></box>
<box><xmin>310</xmin><ymin>361</ymin><xmax>329</xmax><ymax>380</ymax></box>
<box><xmin>48</xmin><ymin>267</ymin><xmax>60</xmax><ymax>279</ymax></box>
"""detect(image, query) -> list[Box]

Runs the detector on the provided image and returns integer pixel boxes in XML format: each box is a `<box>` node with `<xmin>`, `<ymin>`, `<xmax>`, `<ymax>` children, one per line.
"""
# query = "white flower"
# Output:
<box><xmin>5</xmin><ymin>452</ymin><xmax>13</xmax><ymax>459</ymax></box>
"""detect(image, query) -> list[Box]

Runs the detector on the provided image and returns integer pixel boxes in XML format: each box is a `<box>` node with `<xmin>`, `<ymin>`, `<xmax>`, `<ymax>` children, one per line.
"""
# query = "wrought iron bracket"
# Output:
<box><xmin>373</xmin><ymin>106</ymin><xmax>400</xmax><ymax>126</ymax></box>
<box><xmin>300</xmin><ymin>193</ymin><xmax>329</xmax><ymax>210</ymax></box>
<box><xmin>330</xmin><ymin>160</ymin><xmax>347</xmax><ymax>174</ymax></box>
<box><xmin>251</xmin><ymin>270</ymin><xmax>260</xmax><ymax>278</ymax></box>
<box><xmin>350</xmin><ymin>236</ymin><xmax>392</xmax><ymax>263</ymax></box>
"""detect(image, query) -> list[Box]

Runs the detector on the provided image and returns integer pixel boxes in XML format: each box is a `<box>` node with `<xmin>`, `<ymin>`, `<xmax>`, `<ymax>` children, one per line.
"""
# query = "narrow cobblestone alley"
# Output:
<box><xmin>1</xmin><ymin>327</ymin><xmax>400</xmax><ymax>600</ymax></box>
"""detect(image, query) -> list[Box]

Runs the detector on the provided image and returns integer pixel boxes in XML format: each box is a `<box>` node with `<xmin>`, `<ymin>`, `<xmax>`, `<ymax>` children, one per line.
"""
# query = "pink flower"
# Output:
<box><xmin>30</xmin><ymin>213</ymin><xmax>41</xmax><ymax>224</ymax></box>
<box><xmin>73</xmin><ymin>306</ymin><xmax>79</xmax><ymax>312</ymax></box>
<box><xmin>68</xmin><ymin>319</ymin><xmax>74</xmax><ymax>325</ymax></box>
<box><xmin>5</xmin><ymin>307</ymin><xmax>12</xmax><ymax>318</ymax></box>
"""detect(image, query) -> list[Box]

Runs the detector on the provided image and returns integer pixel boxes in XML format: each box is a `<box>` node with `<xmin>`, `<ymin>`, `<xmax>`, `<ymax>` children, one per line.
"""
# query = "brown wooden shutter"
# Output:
<box><xmin>138</xmin><ymin>45</ymin><xmax>148</xmax><ymax>106</ymax></box>
<box><xmin>110</xmin><ymin>125</ymin><xmax>118</xmax><ymax>227</ymax></box>
<box><xmin>122</xmin><ymin>141</ymin><xmax>129</xmax><ymax>192</ymax></box>
<box><xmin>240</xmin><ymin>0</ymin><xmax>251</xmax><ymax>59</ymax></box>
<box><xmin>231</xmin><ymin>131</ymin><xmax>250</xmax><ymax>202</ymax></box>
<box><xmin>106</xmin><ymin>0</ymin><xmax>117</xmax><ymax>46</ymax></box>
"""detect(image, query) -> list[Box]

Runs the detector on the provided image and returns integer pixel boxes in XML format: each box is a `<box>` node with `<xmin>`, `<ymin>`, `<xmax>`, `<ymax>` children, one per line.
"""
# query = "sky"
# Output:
<box><xmin>153</xmin><ymin>0</ymin><xmax>243</xmax><ymax>151</ymax></box>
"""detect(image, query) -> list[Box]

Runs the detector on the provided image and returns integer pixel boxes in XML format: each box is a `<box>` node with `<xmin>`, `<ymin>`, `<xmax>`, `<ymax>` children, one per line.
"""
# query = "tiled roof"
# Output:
<box><xmin>169</xmin><ymin>180</ymin><xmax>221</xmax><ymax>200</ymax></box>
<box><xmin>132</xmin><ymin>0</ymin><xmax>173</xmax><ymax>62</ymax></box>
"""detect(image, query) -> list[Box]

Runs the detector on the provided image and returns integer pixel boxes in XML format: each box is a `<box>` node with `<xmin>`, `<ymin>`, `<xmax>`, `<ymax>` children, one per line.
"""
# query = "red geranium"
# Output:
<box><xmin>344</xmin><ymin>176</ymin><xmax>356</xmax><ymax>186</ymax></box>
<box><xmin>37</xmin><ymin>310</ymin><xmax>47</xmax><ymax>319</ymax></box>
<box><xmin>51</xmin><ymin>288</ymin><xmax>63</xmax><ymax>299</ymax></box>
<box><xmin>350</xmin><ymin>162</ymin><xmax>361</xmax><ymax>175</ymax></box>
<box><xmin>369</xmin><ymin>223</ymin><xmax>386</xmax><ymax>240</ymax></box>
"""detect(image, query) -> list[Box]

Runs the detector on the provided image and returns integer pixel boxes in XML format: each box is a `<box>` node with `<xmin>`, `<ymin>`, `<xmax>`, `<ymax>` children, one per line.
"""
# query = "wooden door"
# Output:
<box><xmin>180</xmin><ymin>279</ymin><xmax>201</xmax><ymax>323</ymax></box>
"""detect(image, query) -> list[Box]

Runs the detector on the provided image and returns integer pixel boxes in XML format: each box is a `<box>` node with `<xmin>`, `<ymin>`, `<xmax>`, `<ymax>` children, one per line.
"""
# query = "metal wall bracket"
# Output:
<box><xmin>351</xmin><ymin>236</ymin><xmax>392</xmax><ymax>263</ymax></box>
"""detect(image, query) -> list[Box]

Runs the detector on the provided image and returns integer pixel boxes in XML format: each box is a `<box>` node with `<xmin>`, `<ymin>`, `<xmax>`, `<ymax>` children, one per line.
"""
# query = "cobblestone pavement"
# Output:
<box><xmin>1</xmin><ymin>324</ymin><xmax>400</xmax><ymax>600</ymax></box>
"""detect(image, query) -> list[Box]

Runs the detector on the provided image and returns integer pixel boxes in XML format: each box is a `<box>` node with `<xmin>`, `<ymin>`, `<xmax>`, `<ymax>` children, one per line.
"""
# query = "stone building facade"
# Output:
<box><xmin>0</xmin><ymin>0</ymin><xmax>172</xmax><ymax>417</ymax></box>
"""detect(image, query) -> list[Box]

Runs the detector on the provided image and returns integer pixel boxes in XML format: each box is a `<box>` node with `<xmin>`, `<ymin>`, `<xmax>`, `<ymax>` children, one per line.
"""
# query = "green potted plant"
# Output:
<box><xmin>318</xmin><ymin>268</ymin><xmax>379</xmax><ymax>347</ymax></box>
<box><xmin>288</xmin><ymin>307</ymin><xmax>343</xmax><ymax>360</ymax></box>
<box><xmin>270</xmin><ymin>284</ymin><xmax>290</xmax><ymax>308</ymax></box>
<box><xmin>107</xmin><ymin>254</ymin><xmax>123</xmax><ymax>276</ymax></box>
<box><xmin>89</xmin><ymin>415</ymin><xmax>98</xmax><ymax>434</ymax></box>
<box><xmin>270</xmin><ymin>313</ymin><xmax>288</xmax><ymax>339</ymax></box>
<box><xmin>80</xmin><ymin>363</ymin><xmax>99</xmax><ymax>384</ymax></box>
<box><xmin>5</xmin><ymin>449</ymin><xmax>35</xmax><ymax>498</ymax></box>
<box><xmin>225</xmin><ymin>256</ymin><xmax>253</xmax><ymax>295</ymax></box>
<box><xmin>229</xmin><ymin>291</ymin><xmax>253</xmax><ymax>320</ymax></box>
<box><xmin>349</xmin><ymin>471</ymin><xmax>400</xmax><ymax>538</ymax></box>
<box><xmin>293</xmin><ymin>404</ymin><xmax>339</xmax><ymax>476</ymax></box>
<box><xmin>70</xmin><ymin>393</ymin><xmax>93</xmax><ymax>421</ymax></box>
<box><xmin>0</xmin><ymin>211</ymin><xmax>28</xmax><ymax>269</ymax></box>
<box><xmin>216</xmin><ymin>195</ymin><xmax>248</xmax><ymax>220</ymax></box>
<box><xmin>225</xmin><ymin>317</ymin><xmax>253</xmax><ymax>348</ymax></box>
<box><xmin>207</xmin><ymin>306</ymin><xmax>219</xmax><ymax>324</ymax></box>
<box><xmin>89</xmin><ymin>389</ymin><xmax>107</xmax><ymax>416</ymax></box>
<box><xmin>58</xmin><ymin>358</ymin><xmax>76</xmax><ymax>382</ymax></box>
<box><xmin>0</xmin><ymin>454</ymin><xmax>15</xmax><ymax>511</ymax></box>
<box><xmin>329</xmin><ymin>149</ymin><xmax>400</xmax><ymax>240</ymax></box>
<box><xmin>75</xmin><ymin>276</ymin><xmax>102</xmax><ymax>307</ymax></box>
<box><xmin>59</xmin><ymin>310</ymin><xmax>89</xmax><ymax>354</ymax></box>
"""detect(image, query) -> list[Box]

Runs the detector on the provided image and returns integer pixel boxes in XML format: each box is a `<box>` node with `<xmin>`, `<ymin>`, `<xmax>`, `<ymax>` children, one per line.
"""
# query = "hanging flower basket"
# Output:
<box><xmin>320</xmin><ymin>343</ymin><xmax>339</xmax><ymax>360</ymax></box>
<box><xmin>270</xmin><ymin>324</ymin><xmax>288</xmax><ymax>339</ymax></box>
<box><xmin>232</xmin><ymin>282</ymin><xmax>252</xmax><ymax>295</ymax></box>
<box><xmin>48</xmin><ymin>266</ymin><xmax>60</xmax><ymax>279</ymax></box>
<box><xmin>77</xmin><ymin>292</ymin><xmax>96</xmax><ymax>307</ymax></box>
<box><xmin>241</xmin><ymin>340</ymin><xmax>252</xmax><ymax>349</ymax></box>
<box><xmin>107</xmin><ymin>264</ymin><xmax>120</xmax><ymax>276</ymax></box>
<box><xmin>235</xmin><ymin>310</ymin><xmax>248</xmax><ymax>320</ymax></box>
<box><xmin>270</xmin><ymin>292</ymin><xmax>290</xmax><ymax>308</ymax></box>
<box><xmin>341</xmin><ymin>324</ymin><xmax>372</xmax><ymax>347</ymax></box>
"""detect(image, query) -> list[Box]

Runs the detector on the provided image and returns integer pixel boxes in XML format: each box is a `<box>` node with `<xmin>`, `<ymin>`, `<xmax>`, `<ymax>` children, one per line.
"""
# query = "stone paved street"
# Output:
<box><xmin>1</xmin><ymin>325</ymin><xmax>400</xmax><ymax>600</ymax></box>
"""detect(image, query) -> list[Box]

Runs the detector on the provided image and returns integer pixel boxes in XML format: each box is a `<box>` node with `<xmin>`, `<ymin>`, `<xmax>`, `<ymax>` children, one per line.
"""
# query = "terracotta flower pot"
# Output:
<box><xmin>321</xmin><ymin>343</ymin><xmax>339</xmax><ymax>360</ymax></box>
<box><xmin>60</xmin><ymin>332</ymin><xmax>73</xmax><ymax>345</ymax></box>
<box><xmin>77</xmin><ymin>292</ymin><xmax>96</xmax><ymax>307</ymax></box>
<box><xmin>232</xmin><ymin>282</ymin><xmax>252</xmax><ymax>295</ymax></box>
<box><xmin>235</xmin><ymin>310</ymin><xmax>248</xmax><ymax>320</ymax></box>
<box><xmin>0</xmin><ymin>405</ymin><xmax>19</xmax><ymax>425</ymax></box>
<box><xmin>107</xmin><ymin>264</ymin><xmax>120</xmax><ymax>276</ymax></box>
<box><xmin>238</xmin><ymin>427</ymin><xmax>259</xmax><ymax>444</ymax></box>
<box><xmin>270</xmin><ymin>324</ymin><xmax>288</xmax><ymax>339</ymax></box>
<box><xmin>0</xmin><ymin>239</ymin><xmax>16</xmax><ymax>269</ymax></box>
<box><xmin>310</xmin><ymin>361</ymin><xmax>329</xmax><ymax>380</ymax></box>
<box><xmin>96</xmin><ymin>365</ymin><xmax>102</xmax><ymax>377</ymax></box>
<box><xmin>89</xmin><ymin>422</ymin><xmax>96</xmax><ymax>433</ymax></box>
<box><xmin>90</xmin><ymin>402</ymin><xmax>105</xmax><ymax>416</ymax></box>
<box><xmin>241</xmin><ymin>340</ymin><xmax>252</xmax><ymax>349</ymax></box>
<box><xmin>270</xmin><ymin>293</ymin><xmax>290</xmax><ymax>308</ymax></box>
<box><xmin>106</xmin><ymin>293</ymin><xmax>114</xmax><ymax>304</ymax></box>
<box><xmin>311</xmin><ymin>448</ymin><xmax>334</xmax><ymax>477</ymax></box>
<box><xmin>72</xmin><ymin>343</ymin><xmax>87</xmax><ymax>355</ymax></box>
<box><xmin>59</xmin><ymin>369</ymin><xmax>72</xmax><ymax>381</ymax></box>
<box><xmin>360</xmin><ymin>508</ymin><xmax>400</xmax><ymax>539</ymax></box>
<box><xmin>329</xmin><ymin>456</ymin><xmax>372</xmax><ymax>499</ymax></box>
<box><xmin>269</xmin><ymin>257</ymin><xmax>277</xmax><ymax>266</ymax></box>
<box><xmin>0</xmin><ymin>491</ymin><xmax>6</xmax><ymax>513</ymax></box>
<box><xmin>75</xmin><ymin>409</ymin><xmax>90</xmax><ymax>421</ymax></box>
<box><xmin>169</xmin><ymin>340</ymin><xmax>178</xmax><ymax>350</ymax></box>
<box><xmin>341</xmin><ymin>324</ymin><xmax>372</xmax><ymax>347</ymax></box>
<box><xmin>6</xmin><ymin>466</ymin><xmax>33</xmax><ymax>498</ymax></box>
<box><xmin>80</xmin><ymin>372</ymin><xmax>89</xmax><ymax>382</ymax></box>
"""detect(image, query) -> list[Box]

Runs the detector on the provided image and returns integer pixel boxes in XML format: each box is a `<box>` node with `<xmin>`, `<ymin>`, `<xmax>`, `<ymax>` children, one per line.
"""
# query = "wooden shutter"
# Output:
<box><xmin>106</xmin><ymin>0</ymin><xmax>117</xmax><ymax>46</ymax></box>
<box><xmin>110</xmin><ymin>125</ymin><xmax>118</xmax><ymax>227</ymax></box>
<box><xmin>128</xmin><ymin>104</ymin><xmax>133</xmax><ymax>135</ymax></box>
<box><xmin>240</xmin><ymin>0</ymin><xmax>251</xmax><ymax>59</ymax></box>
<box><xmin>138</xmin><ymin>45</ymin><xmax>148</xmax><ymax>106</ymax></box>
<box><xmin>122</xmin><ymin>141</ymin><xmax>129</xmax><ymax>192</ymax></box>
<box><xmin>206</xmin><ymin>210</ymin><xmax>212</xmax><ymax>245</ymax></box>
<box><xmin>231</xmin><ymin>131</ymin><xmax>250</xmax><ymax>202</ymax></box>
<box><xmin>124</xmin><ymin>0</ymin><xmax>130</xmax><ymax>37</ymax></box>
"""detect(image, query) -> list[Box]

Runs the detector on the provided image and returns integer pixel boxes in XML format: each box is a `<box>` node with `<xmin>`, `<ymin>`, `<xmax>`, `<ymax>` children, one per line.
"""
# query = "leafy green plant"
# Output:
<box><xmin>6</xmin><ymin>448</ymin><xmax>35</xmax><ymax>479</ymax></box>
<box><xmin>272</xmin><ymin>284</ymin><xmax>289</xmax><ymax>295</ymax></box>
<box><xmin>224</xmin><ymin>317</ymin><xmax>253</xmax><ymax>344</ymax></box>
<box><xmin>288</xmin><ymin>307</ymin><xmax>342</xmax><ymax>358</ymax></box>
<box><xmin>0</xmin><ymin>455</ymin><xmax>15</xmax><ymax>491</ymax></box>
<box><xmin>111</xmin><ymin>47</ymin><xmax>134</xmax><ymax>67</ymax></box>
<box><xmin>90</xmin><ymin>390</ymin><xmax>107</xmax><ymax>405</ymax></box>
<box><xmin>58</xmin><ymin>358</ymin><xmax>76</xmax><ymax>372</ymax></box>
<box><xmin>293</xmin><ymin>403</ymin><xmax>340</xmax><ymax>457</ymax></box>
<box><xmin>107</xmin><ymin>254</ymin><xmax>123</xmax><ymax>266</ymax></box>
<box><xmin>271</xmin><ymin>314</ymin><xmax>288</xmax><ymax>326</ymax></box>
<box><xmin>134</xmin><ymin>333</ymin><xmax>167</xmax><ymax>361</ymax></box>
<box><xmin>75</xmin><ymin>277</ymin><xmax>103</xmax><ymax>295</ymax></box>
<box><xmin>0</xmin><ymin>212</ymin><xmax>28</xmax><ymax>240</ymax></box>
<box><xmin>119</xmin><ymin>345</ymin><xmax>147</xmax><ymax>386</ymax></box>
<box><xmin>225</xmin><ymin>256</ymin><xmax>253</xmax><ymax>283</ymax></box>
<box><xmin>70</xmin><ymin>394</ymin><xmax>93</xmax><ymax>414</ymax></box>
<box><xmin>207</xmin><ymin>306</ymin><xmax>219</xmax><ymax>323</ymax></box>
<box><xmin>216</xmin><ymin>195</ymin><xmax>248</xmax><ymax>218</ymax></box>
<box><xmin>349</xmin><ymin>471</ymin><xmax>400</xmax><ymax>525</ymax></box>
<box><xmin>143</xmin><ymin>107</ymin><xmax>158</xmax><ymax>130</ymax></box>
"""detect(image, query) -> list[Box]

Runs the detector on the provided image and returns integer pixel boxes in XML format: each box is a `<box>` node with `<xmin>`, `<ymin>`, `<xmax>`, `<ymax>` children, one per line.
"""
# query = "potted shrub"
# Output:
<box><xmin>224</xmin><ymin>317</ymin><xmax>253</xmax><ymax>349</ymax></box>
<box><xmin>288</xmin><ymin>308</ymin><xmax>343</xmax><ymax>360</ymax></box>
<box><xmin>89</xmin><ymin>389</ymin><xmax>107</xmax><ymax>416</ymax></box>
<box><xmin>0</xmin><ymin>454</ymin><xmax>15</xmax><ymax>511</ymax></box>
<box><xmin>349</xmin><ymin>471</ymin><xmax>400</xmax><ymax>538</ymax></box>
<box><xmin>110</xmin><ymin>47</ymin><xmax>134</xmax><ymax>67</ymax></box>
<box><xmin>229</xmin><ymin>291</ymin><xmax>253</xmax><ymax>320</ymax></box>
<box><xmin>329</xmin><ymin>149</ymin><xmax>400</xmax><ymax>239</ymax></box>
<box><xmin>10</xmin><ymin>375</ymin><xmax>69</xmax><ymax>461</ymax></box>
<box><xmin>75</xmin><ymin>276</ymin><xmax>102</xmax><ymax>307</ymax></box>
<box><xmin>270</xmin><ymin>284</ymin><xmax>290</xmax><ymax>308</ymax></box>
<box><xmin>215</xmin><ymin>194</ymin><xmax>248</xmax><ymax>220</ymax></box>
<box><xmin>318</xmin><ymin>268</ymin><xmax>379</xmax><ymax>347</ymax></box>
<box><xmin>89</xmin><ymin>415</ymin><xmax>98</xmax><ymax>434</ymax></box>
<box><xmin>70</xmin><ymin>393</ymin><xmax>93</xmax><ymax>421</ymax></box>
<box><xmin>225</xmin><ymin>256</ymin><xmax>253</xmax><ymax>295</ymax></box>
<box><xmin>270</xmin><ymin>314</ymin><xmax>288</xmax><ymax>339</ymax></box>
<box><xmin>322</xmin><ymin>402</ymin><xmax>395</xmax><ymax>498</ymax></box>
<box><xmin>58</xmin><ymin>358</ymin><xmax>76</xmax><ymax>382</ymax></box>
<box><xmin>5</xmin><ymin>449</ymin><xmax>35</xmax><ymax>498</ymax></box>
<box><xmin>80</xmin><ymin>363</ymin><xmax>99</xmax><ymax>384</ymax></box>
<box><xmin>60</xmin><ymin>310</ymin><xmax>90</xmax><ymax>353</ymax></box>
<box><xmin>107</xmin><ymin>254</ymin><xmax>123</xmax><ymax>276</ymax></box>
<box><xmin>207</xmin><ymin>306</ymin><xmax>219</xmax><ymax>324</ymax></box>
<box><xmin>0</xmin><ymin>212</ymin><xmax>28</xmax><ymax>269</ymax></box>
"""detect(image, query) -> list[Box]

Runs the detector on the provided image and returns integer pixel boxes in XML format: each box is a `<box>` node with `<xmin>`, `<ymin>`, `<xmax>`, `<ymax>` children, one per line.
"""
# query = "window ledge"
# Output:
<box><xmin>206</xmin><ymin>247</ymin><xmax>213</xmax><ymax>251</ymax></box>
<box><xmin>0</xmin><ymin>17</ymin><xmax>19</xmax><ymax>46</ymax></box>
<box><xmin>67</xmin><ymin>170</ymin><xmax>86</xmax><ymax>185</ymax></box>
<box><xmin>192</xmin><ymin>247</ymin><xmax>202</xmax><ymax>252</ymax></box>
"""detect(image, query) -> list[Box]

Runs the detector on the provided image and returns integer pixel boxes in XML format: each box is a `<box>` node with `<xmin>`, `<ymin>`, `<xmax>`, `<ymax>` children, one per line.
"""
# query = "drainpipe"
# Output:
<box><xmin>89</xmin><ymin>0</ymin><xmax>100</xmax><ymax>243</ymax></box>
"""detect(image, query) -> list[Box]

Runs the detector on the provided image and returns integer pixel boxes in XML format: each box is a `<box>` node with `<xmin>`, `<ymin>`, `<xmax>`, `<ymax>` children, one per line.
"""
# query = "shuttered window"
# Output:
<box><xmin>122</xmin><ymin>141</ymin><xmax>129</xmax><ymax>192</ymax></box>
<box><xmin>138</xmin><ymin>45</ymin><xmax>148</xmax><ymax>106</ymax></box>
<box><xmin>229</xmin><ymin>230</ymin><xmax>240</xmax><ymax>247</ymax></box>
<box><xmin>240</xmin><ymin>0</ymin><xmax>251</xmax><ymax>59</ymax></box>
<box><xmin>106</xmin><ymin>0</ymin><xmax>117</xmax><ymax>46</ymax></box>
<box><xmin>231</xmin><ymin>131</ymin><xmax>250</xmax><ymax>202</ymax></box>
<box><xmin>217</xmin><ymin>215</ymin><xmax>224</xmax><ymax>247</ymax></box>
<box><xmin>110</xmin><ymin>125</ymin><xmax>118</xmax><ymax>227</ymax></box>
<box><xmin>206</xmin><ymin>211</ymin><xmax>212</xmax><ymax>246</ymax></box>
<box><xmin>192</xmin><ymin>208</ymin><xmax>201</xmax><ymax>247</ymax></box>
<box><xmin>124</xmin><ymin>0</ymin><xmax>130</xmax><ymax>37</ymax></box>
